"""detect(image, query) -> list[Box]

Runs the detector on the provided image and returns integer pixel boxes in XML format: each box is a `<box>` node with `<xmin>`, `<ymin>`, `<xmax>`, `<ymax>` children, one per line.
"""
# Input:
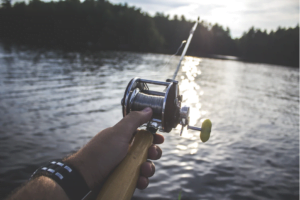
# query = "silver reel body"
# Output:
<box><xmin>121</xmin><ymin>77</ymin><xmax>202</xmax><ymax>135</ymax></box>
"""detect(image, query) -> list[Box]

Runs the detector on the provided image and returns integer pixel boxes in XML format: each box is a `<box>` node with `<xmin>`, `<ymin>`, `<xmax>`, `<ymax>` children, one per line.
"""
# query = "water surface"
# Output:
<box><xmin>0</xmin><ymin>45</ymin><xmax>298</xmax><ymax>199</ymax></box>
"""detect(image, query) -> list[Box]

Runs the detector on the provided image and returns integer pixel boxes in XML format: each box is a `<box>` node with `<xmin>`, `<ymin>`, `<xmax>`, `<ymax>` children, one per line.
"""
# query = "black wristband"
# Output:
<box><xmin>31</xmin><ymin>161</ymin><xmax>90</xmax><ymax>200</ymax></box>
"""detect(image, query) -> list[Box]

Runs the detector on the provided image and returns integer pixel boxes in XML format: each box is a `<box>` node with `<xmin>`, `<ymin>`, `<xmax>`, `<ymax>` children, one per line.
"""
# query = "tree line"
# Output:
<box><xmin>0</xmin><ymin>0</ymin><xmax>298</xmax><ymax>67</ymax></box>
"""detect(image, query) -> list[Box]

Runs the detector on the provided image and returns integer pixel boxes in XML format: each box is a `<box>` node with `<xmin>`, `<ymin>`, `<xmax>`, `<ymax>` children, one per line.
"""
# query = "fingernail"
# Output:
<box><xmin>155</xmin><ymin>146</ymin><xmax>159</xmax><ymax>157</ymax></box>
<box><xmin>142</xmin><ymin>107</ymin><xmax>152</xmax><ymax>113</ymax></box>
<box><xmin>146</xmin><ymin>160</ymin><xmax>155</xmax><ymax>173</ymax></box>
<box><xmin>151</xmin><ymin>162</ymin><xmax>155</xmax><ymax>171</ymax></box>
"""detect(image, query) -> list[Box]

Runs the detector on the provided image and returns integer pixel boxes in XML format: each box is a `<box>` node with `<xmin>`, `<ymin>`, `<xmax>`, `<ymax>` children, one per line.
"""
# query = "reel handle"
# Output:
<box><xmin>187</xmin><ymin>125</ymin><xmax>202</xmax><ymax>131</ymax></box>
<box><xmin>193</xmin><ymin>119</ymin><xmax>212</xmax><ymax>143</ymax></box>
<box><xmin>96</xmin><ymin>130</ymin><xmax>153</xmax><ymax>200</ymax></box>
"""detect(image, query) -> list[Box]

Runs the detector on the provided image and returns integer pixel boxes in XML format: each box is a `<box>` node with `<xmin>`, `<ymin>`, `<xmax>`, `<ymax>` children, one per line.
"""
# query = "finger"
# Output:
<box><xmin>148</xmin><ymin>144</ymin><xmax>162</xmax><ymax>160</ymax></box>
<box><xmin>153</xmin><ymin>133</ymin><xmax>164</xmax><ymax>144</ymax></box>
<box><xmin>140</xmin><ymin>160</ymin><xmax>155</xmax><ymax>177</ymax></box>
<box><xmin>136</xmin><ymin>176</ymin><xmax>149</xmax><ymax>190</ymax></box>
<box><xmin>113</xmin><ymin>107</ymin><xmax>153</xmax><ymax>141</ymax></box>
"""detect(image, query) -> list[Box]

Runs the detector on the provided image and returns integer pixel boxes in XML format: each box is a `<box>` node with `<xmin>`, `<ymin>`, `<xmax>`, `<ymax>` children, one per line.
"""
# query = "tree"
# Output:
<box><xmin>1</xmin><ymin>0</ymin><xmax>11</xmax><ymax>8</ymax></box>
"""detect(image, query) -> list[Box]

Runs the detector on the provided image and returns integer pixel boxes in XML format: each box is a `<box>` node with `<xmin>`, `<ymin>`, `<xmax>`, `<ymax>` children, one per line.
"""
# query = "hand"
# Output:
<box><xmin>65</xmin><ymin>107</ymin><xmax>164</xmax><ymax>190</ymax></box>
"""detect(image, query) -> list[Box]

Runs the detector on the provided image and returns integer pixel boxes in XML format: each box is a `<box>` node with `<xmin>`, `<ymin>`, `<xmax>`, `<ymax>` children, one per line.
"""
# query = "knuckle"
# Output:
<box><xmin>156</xmin><ymin>146</ymin><xmax>162</xmax><ymax>159</ymax></box>
<box><xmin>129</xmin><ymin>111</ymin><xmax>143</xmax><ymax>122</ymax></box>
<box><xmin>128</xmin><ymin>110</ymin><xmax>141</xmax><ymax>118</ymax></box>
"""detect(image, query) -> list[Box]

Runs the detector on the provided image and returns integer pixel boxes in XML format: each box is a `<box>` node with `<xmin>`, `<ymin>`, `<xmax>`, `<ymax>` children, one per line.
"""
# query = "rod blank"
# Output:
<box><xmin>172</xmin><ymin>17</ymin><xmax>200</xmax><ymax>80</ymax></box>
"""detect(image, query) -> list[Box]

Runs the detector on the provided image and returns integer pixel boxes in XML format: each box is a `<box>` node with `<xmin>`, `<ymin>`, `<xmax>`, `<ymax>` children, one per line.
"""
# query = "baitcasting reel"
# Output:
<box><xmin>121</xmin><ymin>77</ymin><xmax>212</xmax><ymax>142</ymax></box>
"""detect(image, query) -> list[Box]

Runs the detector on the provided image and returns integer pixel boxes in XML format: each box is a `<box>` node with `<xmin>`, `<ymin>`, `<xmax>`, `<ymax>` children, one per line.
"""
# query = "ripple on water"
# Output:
<box><xmin>0</xmin><ymin>45</ymin><xmax>299</xmax><ymax>199</ymax></box>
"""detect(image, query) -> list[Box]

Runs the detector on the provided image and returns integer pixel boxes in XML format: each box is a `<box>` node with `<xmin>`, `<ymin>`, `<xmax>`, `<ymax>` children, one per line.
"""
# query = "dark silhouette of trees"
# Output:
<box><xmin>0</xmin><ymin>0</ymin><xmax>164</xmax><ymax>51</ymax></box>
<box><xmin>237</xmin><ymin>26</ymin><xmax>299</xmax><ymax>67</ymax></box>
<box><xmin>153</xmin><ymin>13</ymin><xmax>238</xmax><ymax>56</ymax></box>
<box><xmin>0</xmin><ymin>0</ymin><xmax>298</xmax><ymax>67</ymax></box>
<box><xmin>1</xmin><ymin>0</ymin><xmax>11</xmax><ymax>8</ymax></box>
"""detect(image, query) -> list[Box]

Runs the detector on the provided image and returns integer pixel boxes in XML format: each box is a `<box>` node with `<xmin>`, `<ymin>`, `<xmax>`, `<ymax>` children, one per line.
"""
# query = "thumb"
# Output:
<box><xmin>112</xmin><ymin>107</ymin><xmax>153</xmax><ymax>141</ymax></box>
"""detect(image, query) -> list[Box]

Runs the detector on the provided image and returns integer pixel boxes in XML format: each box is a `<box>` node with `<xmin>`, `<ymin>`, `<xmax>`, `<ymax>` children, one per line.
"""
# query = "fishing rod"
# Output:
<box><xmin>173</xmin><ymin>16</ymin><xmax>200</xmax><ymax>80</ymax></box>
<box><xmin>95</xmin><ymin>17</ymin><xmax>212</xmax><ymax>200</ymax></box>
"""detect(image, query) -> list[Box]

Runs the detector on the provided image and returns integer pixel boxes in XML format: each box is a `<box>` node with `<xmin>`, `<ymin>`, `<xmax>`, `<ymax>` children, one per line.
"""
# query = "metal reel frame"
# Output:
<box><xmin>121</xmin><ymin>77</ymin><xmax>180</xmax><ymax>132</ymax></box>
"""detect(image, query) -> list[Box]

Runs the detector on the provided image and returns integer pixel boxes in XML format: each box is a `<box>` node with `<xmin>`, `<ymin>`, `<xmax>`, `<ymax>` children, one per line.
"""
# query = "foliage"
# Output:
<box><xmin>0</xmin><ymin>0</ymin><xmax>164</xmax><ymax>52</ymax></box>
<box><xmin>0</xmin><ymin>0</ymin><xmax>298</xmax><ymax>67</ymax></box>
<box><xmin>153</xmin><ymin>13</ymin><xmax>238</xmax><ymax>56</ymax></box>
<box><xmin>237</xmin><ymin>26</ymin><xmax>299</xmax><ymax>67</ymax></box>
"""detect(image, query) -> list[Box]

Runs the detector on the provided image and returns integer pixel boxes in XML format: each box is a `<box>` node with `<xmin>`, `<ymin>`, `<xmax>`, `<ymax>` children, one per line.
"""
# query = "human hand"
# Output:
<box><xmin>65</xmin><ymin>107</ymin><xmax>164</xmax><ymax>190</ymax></box>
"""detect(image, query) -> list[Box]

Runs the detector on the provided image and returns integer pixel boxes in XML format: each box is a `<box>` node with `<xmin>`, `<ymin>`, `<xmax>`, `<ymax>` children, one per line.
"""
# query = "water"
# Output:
<box><xmin>0</xmin><ymin>45</ymin><xmax>299</xmax><ymax>200</ymax></box>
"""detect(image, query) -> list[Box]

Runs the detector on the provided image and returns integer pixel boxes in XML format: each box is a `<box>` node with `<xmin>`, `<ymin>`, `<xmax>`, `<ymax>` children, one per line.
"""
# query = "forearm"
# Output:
<box><xmin>6</xmin><ymin>109</ymin><xmax>160</xmax><ymax>199</ymax></box>
<box><xmin>7</xmin><ymin>127</ymin><xmax>127</xmax><ymax>200</ymax></box>
<box><xmin>7</xmin><ymin>176</ymin><xmax>68</xmax><ymax>200</ymax></box>
<box><xmin>6</xmin><ymin>128</ymin><xmax>122</xmax><ymax>200</ymax></box>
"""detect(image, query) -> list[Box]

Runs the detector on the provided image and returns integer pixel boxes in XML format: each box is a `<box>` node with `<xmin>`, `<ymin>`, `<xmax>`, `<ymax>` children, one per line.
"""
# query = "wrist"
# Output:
<box><xmin>64</xmin><ymin>150</ymin><xmax>105</xmax><ymax>189</ymax></box>
<box><xmin>63</xmin><ymin>127</ymin><xmax>131</xmax><ymax>189</ymax></box>
<box><xmin>30</xmin><ymin>160</ymin><xmax>91</xmax><ymax>200</ymax></box>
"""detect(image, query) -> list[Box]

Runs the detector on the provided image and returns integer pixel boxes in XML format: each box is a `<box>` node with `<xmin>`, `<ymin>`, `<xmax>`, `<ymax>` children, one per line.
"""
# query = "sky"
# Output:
<box><xmin>109</xmin><ymin>0</ymin><xmax>299</xmax><ymax>38</ymax></box>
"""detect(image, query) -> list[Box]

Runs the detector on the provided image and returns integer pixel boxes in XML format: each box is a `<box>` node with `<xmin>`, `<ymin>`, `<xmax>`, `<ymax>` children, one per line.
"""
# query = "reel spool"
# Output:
<box><xmin>121</xmin><ymin>77</ymin><xmax>212</xmax><ymax>142</ymax></box>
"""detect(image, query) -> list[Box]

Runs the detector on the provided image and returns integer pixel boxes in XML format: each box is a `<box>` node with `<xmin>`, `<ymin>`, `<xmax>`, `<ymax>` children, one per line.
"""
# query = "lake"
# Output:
<box><xmin>0</xmin><ymin>44</ymin><xmax>299</xmax><ymax>200</ymax></box>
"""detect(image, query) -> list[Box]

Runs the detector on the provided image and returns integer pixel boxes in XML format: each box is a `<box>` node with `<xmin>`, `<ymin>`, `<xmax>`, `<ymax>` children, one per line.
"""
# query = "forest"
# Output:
<box><xmin>0</xmin><ymin>0</ymin><xmax>299</xmax><ymax>67</ymax></box>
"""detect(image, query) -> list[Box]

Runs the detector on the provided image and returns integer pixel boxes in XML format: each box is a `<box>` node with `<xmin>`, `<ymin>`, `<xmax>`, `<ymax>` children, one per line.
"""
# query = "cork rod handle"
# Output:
<box><xmin>96</xmin><ymin>130</ymin><xmax>154</xmax><ymax>200</ymax></box>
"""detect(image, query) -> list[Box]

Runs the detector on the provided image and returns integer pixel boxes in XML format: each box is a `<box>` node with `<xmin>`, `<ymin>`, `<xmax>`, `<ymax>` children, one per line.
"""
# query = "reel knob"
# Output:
<box><xmin>188</xmin><ymin>119</ymin><xmax>212</xmax><ymax>143</ymax></box>
<box><xmin>180</xmin><ymin>106</ymin><xmax>212</xmax><ymax>143</ymax></box>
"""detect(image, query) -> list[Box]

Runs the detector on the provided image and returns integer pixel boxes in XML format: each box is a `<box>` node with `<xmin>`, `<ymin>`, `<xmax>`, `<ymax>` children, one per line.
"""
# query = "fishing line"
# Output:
<box><xmin>129</xmin><ymin>18</ymin><xmax>199</xmax><ymax>130</ymax></box>
<box><xmin>160</xmin><ymin>40</ymin><xmax>186</xmax><ymax>70</ymax></box>
<box><xmin>173</xmin><ymin>17</ymin><xmax>199</xmax><ymax>80</ymax></box>
<box><xmin>131</xmin><ymin>92</ymin><xmax>164</xmax><ymax>119</ymax></box>
<box><xmin>159</xmin><ymin>17</ymin><xmax>199</xmax><ymax>80</ymax></box>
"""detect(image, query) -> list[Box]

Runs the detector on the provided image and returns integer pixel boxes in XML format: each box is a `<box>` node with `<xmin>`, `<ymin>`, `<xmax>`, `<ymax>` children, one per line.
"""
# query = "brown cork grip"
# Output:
<box><xmin>96</xmin><ymin>129</ymin><xmax>154</xmax><ymax>200</ymax></box>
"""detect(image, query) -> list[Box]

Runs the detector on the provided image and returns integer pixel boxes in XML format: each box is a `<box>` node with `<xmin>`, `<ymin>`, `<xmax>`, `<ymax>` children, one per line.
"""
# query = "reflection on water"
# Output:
<box><xmin>176</xmin><ymin>57</ymin><xmax>203</xmax><ymax>141</ymax></box>
<box><xmin>0</xmin><ymin>45</ymin><xmax>299</xmax><ymax>200</ymax></box>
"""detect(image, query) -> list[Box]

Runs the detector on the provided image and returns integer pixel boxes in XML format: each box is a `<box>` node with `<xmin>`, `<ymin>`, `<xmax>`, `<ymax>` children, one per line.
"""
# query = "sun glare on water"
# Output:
<box><xmin>175</xmin><ymin>56</ymin><xmax>206</xmax><ymax>148</ymax></box>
